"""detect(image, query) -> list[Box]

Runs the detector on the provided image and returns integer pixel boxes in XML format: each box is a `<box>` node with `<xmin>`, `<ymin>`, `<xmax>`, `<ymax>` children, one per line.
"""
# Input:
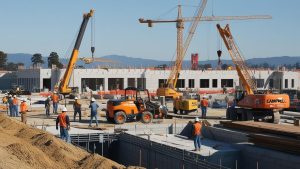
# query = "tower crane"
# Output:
<box><xmin>139</xmin><ymin>2</ymin><xmax>271</xmax><ymax>99</ymax></box>
<box><xmin>217</xmin><ymin>24</ymin><xmax>290</xmax><ymax>123</ymax></box>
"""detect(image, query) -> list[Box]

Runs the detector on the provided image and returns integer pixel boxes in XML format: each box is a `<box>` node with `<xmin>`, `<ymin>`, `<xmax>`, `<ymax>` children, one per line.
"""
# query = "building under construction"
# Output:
<box><xmin>8</xmin><ymin>67</ymin><xmax>300</xmax><ymax>95</ymax></box>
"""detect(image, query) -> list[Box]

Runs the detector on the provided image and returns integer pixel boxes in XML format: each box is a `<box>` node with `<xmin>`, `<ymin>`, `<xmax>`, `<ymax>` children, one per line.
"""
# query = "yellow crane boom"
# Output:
<box><xmin>139</xmin><ymin>1</ymin><xmax>271</xmax><ymax>98</ymax></box>
<box><xmin>59</xmin><ymin>9</ymin><xmax>94</xmax><ymax>95</ymax></box>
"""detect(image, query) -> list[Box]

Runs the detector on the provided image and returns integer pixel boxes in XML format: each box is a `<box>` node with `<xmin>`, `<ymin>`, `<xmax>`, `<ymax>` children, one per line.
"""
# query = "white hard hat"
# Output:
<box><xmin>62</xmin><ymin>107</ymin><xmax>67</xmax><ymax>112</ymax></box>
<box><xmin>54</xmin><ymin>91</ymin><xmax>57</xmax><ymax>94</ymax></box>
<box><xmin>13</xmin><ymin>95</ymin><xmax>16</xmax><ymax>98</ymax></box>
<box><xmin>74</xmin><ymin>97</ymin><xmax>78</xmax><ymax>100</ymax></box>
<box><xmin>8</xmin><ymin>94</ymin><xmax>12</xmax><ymax>97</ymax></box>
<box><xmin>91</xmin><ymin>97</ymin><xmax>96</xmax><ymax>102</ymax></box>
<box><xmin>195</xmin><ymin>117</ymin><xmax>200</xmax><ymax>122</ymax></box>
<box><xmin>22</xmin><ymin>99</ymin><xmax>26</xmax><ymax>102</ymax></box>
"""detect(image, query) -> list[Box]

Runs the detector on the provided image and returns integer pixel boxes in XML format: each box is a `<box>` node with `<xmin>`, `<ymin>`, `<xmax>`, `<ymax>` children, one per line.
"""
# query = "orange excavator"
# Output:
<box><xmin>217</xmin><ymin>24</ymin><xmax>290</xmax><ymax>123</ymax></box>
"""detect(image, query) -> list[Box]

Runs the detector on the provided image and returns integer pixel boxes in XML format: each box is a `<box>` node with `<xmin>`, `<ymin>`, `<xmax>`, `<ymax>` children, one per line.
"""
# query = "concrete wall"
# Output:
<box><xmin>13</xmin><ymin>68</ymin><xmax>300</xmax><ymax>93</ymax></box>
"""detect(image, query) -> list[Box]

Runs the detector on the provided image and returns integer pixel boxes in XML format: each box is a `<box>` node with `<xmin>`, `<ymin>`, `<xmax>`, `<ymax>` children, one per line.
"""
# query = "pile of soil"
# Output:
<box><xmin>0</xmin><ymin>114</ymin><xmax>143</xmax><ymax>169</ymax></box>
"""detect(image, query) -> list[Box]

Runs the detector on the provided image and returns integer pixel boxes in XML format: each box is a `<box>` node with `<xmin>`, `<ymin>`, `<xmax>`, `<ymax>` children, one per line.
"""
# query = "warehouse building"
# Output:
<box><xmin>8</xmin><ymin>68</ymin><xmax>300</xmax><ymax>94</ymax></box>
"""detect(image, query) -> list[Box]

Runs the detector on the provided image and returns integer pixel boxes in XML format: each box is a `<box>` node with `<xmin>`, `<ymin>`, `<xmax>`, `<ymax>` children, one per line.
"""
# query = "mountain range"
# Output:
<box><xmin>6</xmin><ymin>53</ymin><xmax>300</xmax><ymax>69</ymax></box>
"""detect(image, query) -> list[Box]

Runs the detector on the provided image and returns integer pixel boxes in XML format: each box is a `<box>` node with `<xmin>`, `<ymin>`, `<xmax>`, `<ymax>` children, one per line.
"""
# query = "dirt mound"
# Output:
<box><xmin>0</xmin><ymin>114</ymin><xmax>128</xmax><ymax>169</ymax></box>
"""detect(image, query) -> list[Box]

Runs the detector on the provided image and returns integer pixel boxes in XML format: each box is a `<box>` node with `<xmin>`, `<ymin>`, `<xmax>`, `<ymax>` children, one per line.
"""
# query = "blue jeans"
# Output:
<box><xmin>46</xmin><ymin>106</ymin><xmax>50</xmax><ymax>116</ymax></box>
<box><xmin>201</xmin><ymin>107</ymin><xmax>207</xmax><ymax>118</ymax></box>
<box><xmin>194</xmin><ymin>135</ymin><xmax>202</xmax><ymax>150</ymax></box>
<box><xmin>89</xmin><ymin>115</ymin><xmax>98</xmax><ymax>126</ymax></box>
<box><xmin>13</xmin><ymin>105</ymin><xmax>19</xmax><ymax>117</ymax></box>
<box><xmin>53</xmin><ymin>102</ymin><xmax>58</xmax><ymax>114</ymax></box>
<box><xmin>9</xmin><ymin>105</ymin><xmax>13</xmax><ymax>117</ymax></box>
<box><xmin>60</xmin><ymin>126</ymin><xmax>70</xmax><ymax>143</ymax></box>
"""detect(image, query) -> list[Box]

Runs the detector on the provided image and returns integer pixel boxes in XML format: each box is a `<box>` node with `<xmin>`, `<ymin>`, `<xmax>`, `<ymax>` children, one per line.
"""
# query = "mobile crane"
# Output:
<box><xmin>59</xmin><ymin>9</ymin><xmax>94</xmax><ymax>95</ymax></box>
<box><xmin>217</xmin><ymin>24</ymin><xmax>290</xmax><ymax>123</ymax></box>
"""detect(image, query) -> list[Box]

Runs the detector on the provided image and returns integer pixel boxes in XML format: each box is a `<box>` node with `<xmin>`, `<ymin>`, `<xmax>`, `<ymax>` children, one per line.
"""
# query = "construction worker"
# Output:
<box><xmin>7</xmin><ymin>95</ymin><xmax>13</xmax><ymax>117</ymax></box>
<box><xmin>45</xmin><ymin>96</ymin><xmax>51</xmax><ymax>117</ymax></box>
<box><xmin>200</xmin><ymin>96</ymin><xmax>209</xmax><ymax>119</ymax></box>
<box><xmin>73</xmin><ymin>97</ymin><xmax>82</xmax><ymax>122</ymax></box>
<box><xmin>2</xmin><ymin>94</ymin><xmax>8</xmax><ymax>115</ymax></box>
<box><xmin>20</xmin><ymin>99</ymin><xmax>28</xmax><ymax>124</ymax></box>
<box><xmin>52</xmin><ymin>91</ymin><xmax>59</xmax><ymax>114</ymax></box>
<box><xmin>89</xmin><ymin>97</ymin><xmax>99</xmax><ymax>127</ymax></box>
<box><xmin>192</xmin><ymin>117</ymin><xmax>202</xmax><ymax>151</ymax></box>
<box><xmin>12</xmin><ymin>95</ymin><xmax>19</xmax><ymax>117</ymax></box>
<box><xmin>56</xmin><ymin>107</ymin><xmax>71</xmax><ymax>143</ymax></box>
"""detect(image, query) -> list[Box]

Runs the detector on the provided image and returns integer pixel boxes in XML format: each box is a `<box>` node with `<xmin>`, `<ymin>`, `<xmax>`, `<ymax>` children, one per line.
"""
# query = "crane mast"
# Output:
<box><xmin>59</xmin><ymin>9</ymin><xmax>94</xmax><ymax>95</ymax></box>
<box><xmin>216</xmin><ymin>24</ymin><xmax>256</xmax><ymax>94</ymax></box>
<box><xmin>139</xmin><ymin>1</ymin><xmax>271</xmax><ymax>98</ymax></box>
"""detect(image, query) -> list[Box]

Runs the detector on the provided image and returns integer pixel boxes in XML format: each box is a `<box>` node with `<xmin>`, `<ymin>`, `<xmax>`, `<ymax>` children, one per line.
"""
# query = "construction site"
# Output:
<box><xmin>1</xmin><ymin>0</ymin><xmax>300</xmax><ymax>169</ymax></box>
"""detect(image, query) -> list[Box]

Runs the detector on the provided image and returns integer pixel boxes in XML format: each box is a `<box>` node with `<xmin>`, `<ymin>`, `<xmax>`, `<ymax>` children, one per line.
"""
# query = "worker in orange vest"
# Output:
<box><xmin>20</xmin><ymin>99</ymin><xmax>28</xmax><ymax>124</ymax></box>
<box><xmin>56</xmin><ymin>107</ymin><xmax>71</xmax><ymax>143</ymax></box>
<box><xmin>12</xmin><ymin>95</ymin><xmax>19</xmax><ymax>117</ymax></box>
<box><xmin>52</xmin><ymin>91</ymin><xmax>59</xmax><ymax>114</ymax></box>
<box><xmin>200</xmin><ymin>96</ymin><xmax>209</xmax><ymax>119</ymax></box>
<box><xmin>192</xmin><ymin>117</ymin><xmax>202</xmax><ymax>151</ymax></box>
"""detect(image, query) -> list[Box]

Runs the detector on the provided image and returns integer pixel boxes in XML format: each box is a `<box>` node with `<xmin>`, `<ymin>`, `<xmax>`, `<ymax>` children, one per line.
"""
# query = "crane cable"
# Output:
<box><xmin>91</xmin><ymin>13</ymin><xmax>95</xmax><ymax>59</ymax></box>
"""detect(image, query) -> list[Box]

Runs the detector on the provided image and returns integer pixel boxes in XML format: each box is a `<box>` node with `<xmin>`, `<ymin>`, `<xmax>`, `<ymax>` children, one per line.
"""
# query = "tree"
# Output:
<box><xmin>0</xmin><ymin>51</ymin><xmax>7</xmax><ymax>69</ymax></box>
<box><xmin>31</xmin><ymin>53</ymin><xmax>44</xmax><ymax>67</ymax></box>
<box><xmin>6</xmin><ymin>62</ymin><xmax>18</xmax><ymax>71</ymax></box>
<box><xmin>48</xmin><ymin>52</ymin><xmax>63</xmax><ymax>68</ymax></box>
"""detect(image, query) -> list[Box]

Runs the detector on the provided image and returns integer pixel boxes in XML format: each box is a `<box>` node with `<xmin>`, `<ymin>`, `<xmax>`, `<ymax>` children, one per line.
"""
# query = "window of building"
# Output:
<box><xmin>256</xmin><ymin>79</ymin><xmax>264</xmax><ymax>88</ymax></box>
<box><xmin>221</xmin><ymin>79</ymin><xmax>233</xmax><ymax>87</ymax></box>
<box><xmin>269</xmin><ymin>79</ymin><xmax>274</xmax><ymax>88</ymax></box>
<box><xmin>81</xmin><ymin>78</ymin><xmax>105</xmax><ymax>92</ymax></box>
<box><xmin>285</xmin><ymin>79</ymin><xmax>288</xmax><ymax>88</ymax></box>
<box><xmin>200</xmin><ymin>79</ymin><xmax>209</xmax><ymax>88</ymax></box>
<box><xmin>158</xmin><ymin>79</ymin><xmax>167</xmax><ymax>88</ymax></box>
<box><xmin>128</xmin><ymin>78</ymin><xmax>135</xmax><ymax>88</ymax></box>
<box><xmin>212</xmin><ymin>79</ymin><xmax>218</xmax><ymax>88</ymax></box>
<box><xmin>108</xmin><ymin>78</ymin><xmax>124</xmax><ymax>90</ymax></box>
<box><xmin>137</xmin><ymin>78</ymin><xmax>146</xmax><ymax>89</ymax></box>
<box><xmin>188</xmin><ymin>79</ymin><xmax>195</xmax><ymax>88</ymax></box>
<box><xmin>176</xmin><ymin>79</ymin><xmax>185</xmax><ymax>88</ymax></box>
<box><xmin>292</xmin><ymin>79</ymin><xmax>295</xmax><ymax>88</ymax></box>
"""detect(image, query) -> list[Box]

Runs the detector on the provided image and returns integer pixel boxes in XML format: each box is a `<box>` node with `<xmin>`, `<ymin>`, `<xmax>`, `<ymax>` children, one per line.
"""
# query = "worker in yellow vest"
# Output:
<box><xmin>192</xmin><ymin>117</ymin><xmax>202</xmax><ymax>151</ymax></box>
<box><xmin>20</xmin><ymin>99</ymin><xmax>28</xmax><ymax>124</ymax></box>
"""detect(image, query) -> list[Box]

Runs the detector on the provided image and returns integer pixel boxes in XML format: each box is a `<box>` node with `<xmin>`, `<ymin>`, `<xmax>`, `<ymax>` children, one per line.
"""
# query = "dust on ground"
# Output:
<box><xmin>0</xmin><ymin>114</ymin><xmax>144</xmax><ymax>169</ymax></box>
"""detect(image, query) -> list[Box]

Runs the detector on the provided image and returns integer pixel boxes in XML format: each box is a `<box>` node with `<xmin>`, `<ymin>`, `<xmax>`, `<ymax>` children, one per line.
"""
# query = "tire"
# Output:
<box><xmin>141</xmin><ymin>111</ymin><xmax>153</xmax><ymax>124</ymax></box>
<box><xmin>106</xmin><ymin>111</ymin><xmax>114</xmax><ymax>123</ymax></box>
<box><xmin>180</xmin><ymin>110</ymin><xmax>184</xmax><ymax>115</ymax></box>
<box><xmin>272</xmin><ymin>111</ymin><xmax>280</xmax><ymax>124</ymax></box>
<box><xmin>114</xmin><ymin>111</ymin><xmax>127</xmax><ymax>124</ymax></box>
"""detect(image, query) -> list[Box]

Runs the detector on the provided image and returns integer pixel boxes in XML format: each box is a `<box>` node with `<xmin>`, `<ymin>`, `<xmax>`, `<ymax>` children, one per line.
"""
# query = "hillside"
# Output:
<box><xmin>6</xmin><ymin>53</ymin><xmax>300</xmax><ymax>69</ymax></box>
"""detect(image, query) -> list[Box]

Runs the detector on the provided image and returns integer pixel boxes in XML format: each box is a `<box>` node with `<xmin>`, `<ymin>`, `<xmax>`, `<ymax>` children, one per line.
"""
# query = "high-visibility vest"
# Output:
<box><xmin>193</xmin><ymin>122</ymin><xmax>202</xmax><ymax>136</ymax></box>
<box><xmin>201</xmin><ymin>99</ymin><xmax>209</xmax><ymax>107</ymax></box>
<box><xmin>52</xmin><ymin>94</ymin><xmax>59</xmax><ymax>103</ymax></box>
<box><xmin>20</xmin><ymin>102</ymin><xmax>27</xmax><ymax>113</ymax></box>
<box><xmin>58</xmin><ymin>113</ymin><xmax>67</xmax><ymax>128</ymax></box>
<box><xmin>13</xmin><ymin>98</ymin><xmax>18</xmax><ymax>105</ymax></box>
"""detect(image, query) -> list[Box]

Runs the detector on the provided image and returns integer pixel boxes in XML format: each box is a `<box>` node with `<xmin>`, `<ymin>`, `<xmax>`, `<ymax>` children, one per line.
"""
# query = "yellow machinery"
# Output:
<box><xmin>217</xmin><ymin>24</ymin><xmax>290</xmax><ymax>123</ymax></box>
<box><xmin>59</xmin><ymin>10</ymin><xmax>94</xmax><ymax>95</ymax></box>
<box><xmin>173</xmin><ymin>97</ymin><xmax>198</xmax><ymax>114</ymax></box>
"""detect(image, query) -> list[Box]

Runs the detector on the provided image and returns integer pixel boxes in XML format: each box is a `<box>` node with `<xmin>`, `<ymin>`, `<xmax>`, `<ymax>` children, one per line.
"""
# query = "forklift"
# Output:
<box><xmin>106</xmin><ymin>87</ymin><xmax>161</xmax><ymax>124</ymax></box>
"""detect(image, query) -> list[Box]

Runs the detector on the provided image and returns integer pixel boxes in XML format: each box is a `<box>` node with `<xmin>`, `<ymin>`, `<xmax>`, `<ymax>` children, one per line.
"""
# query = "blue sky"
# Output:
<box><xmin>0</xmin><ymin>0</ymin><xmax>299</xmax><ymax>61</ymax></box>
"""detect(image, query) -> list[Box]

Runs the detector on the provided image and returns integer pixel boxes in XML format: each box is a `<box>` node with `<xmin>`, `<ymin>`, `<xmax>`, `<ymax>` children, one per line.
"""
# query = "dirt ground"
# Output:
<box><xmin>0</xmin><ymin>114</ymin><xmax>144</xmax><ymax>169</ymax></box>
